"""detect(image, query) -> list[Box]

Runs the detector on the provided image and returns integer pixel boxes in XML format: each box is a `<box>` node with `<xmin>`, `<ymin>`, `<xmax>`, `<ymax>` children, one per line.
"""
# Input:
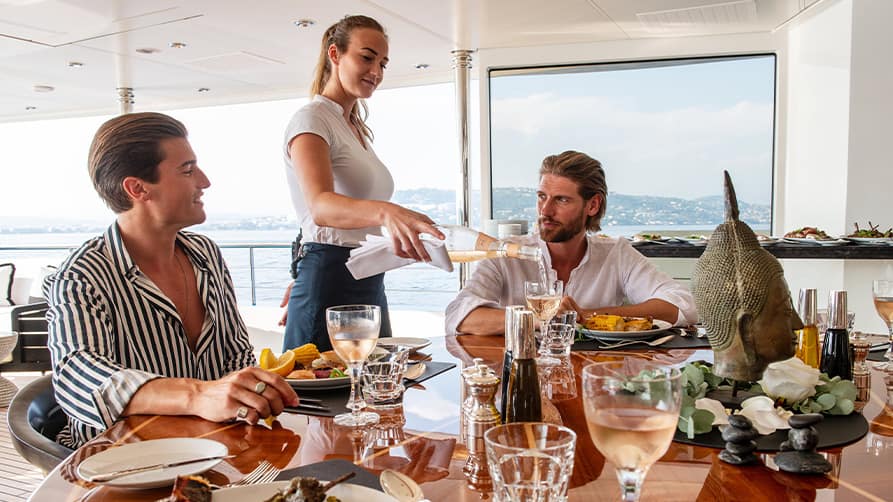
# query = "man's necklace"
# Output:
<box><xmin>175</xmin><ymin>251</ymin><xmax>189</xmax><ymax>322</ymax></box>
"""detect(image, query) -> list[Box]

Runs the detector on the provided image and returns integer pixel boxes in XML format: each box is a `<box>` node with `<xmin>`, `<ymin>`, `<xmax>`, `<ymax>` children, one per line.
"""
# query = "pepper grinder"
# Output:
<box><xmin>461</xmin><ymin>357</ymin><xmax>501</xmax><ymax>488</ymax></box>
<box><xmin>851</xmin><ymin>331</ymin><xmax>871</xmax><ymax>413</ymax></box>
<box><xmin>820</xmin><ymin>290</ymin><xmax>853</xmax><ymax>380</ymax></box>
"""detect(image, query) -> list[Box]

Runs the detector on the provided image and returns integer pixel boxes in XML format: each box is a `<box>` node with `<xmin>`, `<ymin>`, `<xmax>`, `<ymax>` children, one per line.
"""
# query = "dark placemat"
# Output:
<box><xmin>284</xmin><ymin>361</ymin><xmax>457</xmax><ymax>417</ymax></box>
<box><xmin>274</xmin><ymin>459</ymin><xmax>381</xmax><ymax>490</ymax></box>
<box><xmin>867</xmin><ymin>343</ymin><xmax>890</xmax><ymax>362</ymax></box>
<box><xmin>572</xmin><ymin>334</ymin><xmax>711</xmax><ymax>351</ymax></box>
<box><xmin>673</xmin><ymin>412</ymin><xmax>869</xmax><ymax>452</ymax></box>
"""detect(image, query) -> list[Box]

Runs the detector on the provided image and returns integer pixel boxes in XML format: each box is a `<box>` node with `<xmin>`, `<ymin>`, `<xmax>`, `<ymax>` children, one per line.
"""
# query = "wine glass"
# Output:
<box><xmin>326</xmin><ymin>304</ymin><xmax>381</xmax><ymax>427</ymax></box>
<box><xmin>582</xmin><ymin>361</ymin><xmax>682</xmax><ymax>501</ymax></box>
<box><xmin>873</xmin><ymin>280</ymin><xmax>893</xmax><ymax>369</ymax></box>
<box><xmin>525</xmin><ymin>279</ymin><xmax>563</xmax><ymax>358</ymax></box>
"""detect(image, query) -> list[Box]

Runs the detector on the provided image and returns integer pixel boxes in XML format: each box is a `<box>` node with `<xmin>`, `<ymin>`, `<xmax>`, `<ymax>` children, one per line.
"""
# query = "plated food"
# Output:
<box><xmin>847</xmin><ymin>222</ymin><xmax>892</xmax><ymax>238</ymax></box>
<box><xmin>583</xmin><ymin>314</ymin><xmax>655</xmax><ymax>332</ymax></box>
<box><xmin>784</xmin><ymin>226</ymin><xmax>831</xmax><ymax>240</ymax></box>
<box><xmin>287</xmin><ymin>350</ymin><xmax>347</xmax><ymax>381</ymax></box>
<box><xmin>163</xmin><ymin>473</ymin><xmax>359</xmax><ymax>502</ymax></box>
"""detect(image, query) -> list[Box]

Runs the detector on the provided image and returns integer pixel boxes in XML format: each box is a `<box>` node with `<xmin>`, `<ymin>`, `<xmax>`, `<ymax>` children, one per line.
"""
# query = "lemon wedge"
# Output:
<box><xmin>269</xmin><ymin>350</ymin><xmax>296</xmax><ymax>377</ymax></box>
<box><xmin>259</xmin><ymin>348</ymin><xmax>276</xmax><ymax>370</ymax></box>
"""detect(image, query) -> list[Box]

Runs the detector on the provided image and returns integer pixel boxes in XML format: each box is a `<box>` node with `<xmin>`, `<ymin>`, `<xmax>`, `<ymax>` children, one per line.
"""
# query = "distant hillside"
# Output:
<box><xmin>1</xmin><ymin>187</ymin><xmax>769</xmax><ymax>233</ymax></box>
<box><xmin>395</xmin><ymin>187</ymin><xmax>770</xmax><ymax>227</ymax></box>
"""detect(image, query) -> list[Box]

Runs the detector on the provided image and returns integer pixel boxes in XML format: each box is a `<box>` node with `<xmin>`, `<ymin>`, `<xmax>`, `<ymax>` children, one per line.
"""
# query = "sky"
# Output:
<box><xmin>0</xmin><ymin>82</ymin><xmax>465</xmax><ymax>226</ymax></box>
<box><xmin>0</xmin><ymin>55</ymin><xmax>774</xmax><ymax>226</ymax></box>
<box><xmin>490</xmin><ymin>55</ymin><xmax>776</xmax><ymax>205</ymax></box>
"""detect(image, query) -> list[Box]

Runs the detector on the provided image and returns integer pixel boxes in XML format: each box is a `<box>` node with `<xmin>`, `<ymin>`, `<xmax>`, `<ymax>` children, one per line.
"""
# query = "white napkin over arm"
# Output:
<box><xmin>346</xmin><ymin>235</ymin><xmax>453</xmax><ymax>280</ymax></box>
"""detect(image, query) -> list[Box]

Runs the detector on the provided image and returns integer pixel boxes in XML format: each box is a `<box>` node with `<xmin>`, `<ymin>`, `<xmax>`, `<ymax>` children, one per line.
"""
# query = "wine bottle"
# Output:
<box><xmin>820</xmin><ymin>290</ymin><xmax>853</xmax><ymax>380</ymax></box>
<box><xmin>499</xmin><ymin>306</ymin><xmax>524</xmax><ymax>420</ymax></box>
<box><xmin>505</xmin><ymin>310</ymin><xmax>542</xmax><ymax>423</ymax></box>
<box><xmin>438</xmin><ymin>225</ymin><xmax>541</xmax><ymax>263</ymax></box>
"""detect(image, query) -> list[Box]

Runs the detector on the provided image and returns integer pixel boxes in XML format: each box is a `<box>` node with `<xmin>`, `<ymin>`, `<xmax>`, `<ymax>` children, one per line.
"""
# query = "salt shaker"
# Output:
<box><xmin>461</xmin><ymin>358</ymin><xmax>500</xmax><ymax>487</ymax></box>
<box><xmin>851</xmin><ymin>331</ymin><xmax>871</xmax><ymax>413</ymax></box>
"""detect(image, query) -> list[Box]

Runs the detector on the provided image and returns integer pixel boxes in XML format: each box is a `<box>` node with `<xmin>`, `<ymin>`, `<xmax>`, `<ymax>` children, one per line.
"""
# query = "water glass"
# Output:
<box><xmin>362</xmin><ymin>349</ymin><xmax>409</xmax><ymax>409</ymax></box>
<box><xmin>542</xmin><ymin>323</ymin><xmax>576</xmax><ymax>357</ymax></box>
<box><xmin>543</xmin><ymin>356</ymin><xmax>577</xmax><ymax>401</ymax></box>
<box><xmin>484</xmin><ymin>422</ymin><xmax>576</xmax><ymax>502</ymax></box>
<box><xmin>551</xmin><ymin>310</ymin><xmax>578</xmax><ymax>327</ymax></box>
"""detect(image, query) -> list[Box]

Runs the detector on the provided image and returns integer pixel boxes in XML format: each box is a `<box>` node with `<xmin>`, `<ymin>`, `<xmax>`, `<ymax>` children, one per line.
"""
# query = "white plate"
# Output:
<box><xmin>579</xmin><ymin>319</ymin><xmax>673</xmax><ymax>341</ymax></box>
<box><xmin>844</xmin><ymin>237</ymin><xmax>892</xmax><ymax>245</ymax></box>
<box><xmin>287</xmin><ymin>375</ymin><xmax>350</xmax><ymax>390</ymax></box>
<box><xmin>674</xmin><ymin>237</ymin><xmax>708</xmax><ymax>246</ymax></box>
<box><xmin>77</xmin><ymin>438</ymin><xmax>227</xmax><ymax>489</ymax></box>
<box><xmin>213</xmin><ymin>481</ymin><xmax>398</xmax><ymax>502</ymax></box>
<box><xmin>376</xmin><ymin>337</ymin><xmax>432</xmax><ymax>353</ymax></box>
<box><xmin>782</xmin><ymin>237</ymin><xmax>848</xmax><ymax>246</ymax></box>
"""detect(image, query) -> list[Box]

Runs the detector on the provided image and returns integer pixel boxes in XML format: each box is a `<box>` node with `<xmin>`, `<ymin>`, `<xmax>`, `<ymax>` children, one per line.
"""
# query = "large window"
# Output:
<box><xmin>489</xmin><ymin>55</ymin><xmax>776</xmax><ymax>236</ymax></box>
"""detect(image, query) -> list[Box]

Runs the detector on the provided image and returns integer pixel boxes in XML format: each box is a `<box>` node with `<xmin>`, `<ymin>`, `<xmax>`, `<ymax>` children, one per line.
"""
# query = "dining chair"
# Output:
<box><xmin>6</xmin><ymin>374</ymin><xmax>73</xmax><ymax>473</ymax></box>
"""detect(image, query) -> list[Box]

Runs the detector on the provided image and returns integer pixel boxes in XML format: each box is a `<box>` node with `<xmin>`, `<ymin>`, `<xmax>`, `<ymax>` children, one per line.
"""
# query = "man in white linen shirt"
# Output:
<box><xmin>445</xmin><ymin>150</ymin><xmax>697</xmax><ymax>335</ymax></box>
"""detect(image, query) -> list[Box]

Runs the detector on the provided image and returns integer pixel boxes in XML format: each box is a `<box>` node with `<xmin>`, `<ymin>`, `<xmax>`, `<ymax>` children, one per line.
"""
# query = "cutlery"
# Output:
<box><xmin>284</xmin><ymin>402</ymin><xmax>331</xmax><ymax>412</ymax></box>
<box><xmin>84</xmin><ymin>454</ymin><xmax>236</xmax><ymax>483</ymax></box>
<box><xmin>211</xmin><ymin>460</ymin><xmax>281</xmax><ymax>490</ymax></box>
<box><xmin>598</xmin><ymin>334</ymin><xmax>675</xmax><ymax>350</ymax></box>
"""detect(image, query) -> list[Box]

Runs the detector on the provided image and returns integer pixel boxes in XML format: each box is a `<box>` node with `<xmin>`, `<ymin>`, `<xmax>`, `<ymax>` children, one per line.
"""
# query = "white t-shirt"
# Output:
<box><xmin>283</xmin><ymin>95</ymin><xmax>394</xmax><ymax>247</ymax></box>
<box><xmin>444</xmin><ymin>234</ymin><xmax>698</xmax><ymax>333</ymax></box>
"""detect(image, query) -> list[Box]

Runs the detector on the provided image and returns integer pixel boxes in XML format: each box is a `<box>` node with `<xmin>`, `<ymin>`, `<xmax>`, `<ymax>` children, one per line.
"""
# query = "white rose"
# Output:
<box><xmin>758</xmin><ymin>357</ymin><xmax>820</xmax><ymax>403</ymax></box>
<box><xmin>737</xmin><ymin>396</ymin><xmax>794</xmax><ymax>435</ymax></box>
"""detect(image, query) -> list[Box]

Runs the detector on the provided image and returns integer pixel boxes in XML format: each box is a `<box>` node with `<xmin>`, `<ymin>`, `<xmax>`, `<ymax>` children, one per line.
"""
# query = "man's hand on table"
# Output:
<box><xmin>194</xmin><ymin>367</ymin><xmax>299</xmax><ymax>425</ymax></box>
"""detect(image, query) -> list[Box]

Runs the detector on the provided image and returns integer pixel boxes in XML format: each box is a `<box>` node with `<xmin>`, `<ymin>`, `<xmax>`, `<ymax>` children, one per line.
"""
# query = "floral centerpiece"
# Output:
<box><xmin>677</xmin><ymin>357</ymin><xmax>857</xmax><ymax>439</ymax></box>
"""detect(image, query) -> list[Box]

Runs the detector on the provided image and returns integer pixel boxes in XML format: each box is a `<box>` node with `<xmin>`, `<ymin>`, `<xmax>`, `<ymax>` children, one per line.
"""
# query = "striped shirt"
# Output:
<box><xmin>45</xmin><ymin>223</ymin><xmax>256</xmax><ymax>448</ymax></box>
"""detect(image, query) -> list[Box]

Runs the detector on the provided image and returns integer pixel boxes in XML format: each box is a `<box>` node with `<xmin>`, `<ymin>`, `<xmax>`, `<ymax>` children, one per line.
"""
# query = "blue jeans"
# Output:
<box><xmin>283</xmin><ymin>242</ymin><xmax>391</xmax><ymax>352</ymax></box>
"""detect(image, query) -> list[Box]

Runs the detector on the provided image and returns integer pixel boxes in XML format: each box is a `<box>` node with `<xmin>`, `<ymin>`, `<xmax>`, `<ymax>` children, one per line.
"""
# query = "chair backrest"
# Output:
<box><xmin>6</xmin><ymin>374</ymin><xmax>73</xmax><ymax>472</ymax></box>
<box><xmin>1</xmin><ymin>301</ymin><xmax>52</xmax><ymax>372</ymax></box>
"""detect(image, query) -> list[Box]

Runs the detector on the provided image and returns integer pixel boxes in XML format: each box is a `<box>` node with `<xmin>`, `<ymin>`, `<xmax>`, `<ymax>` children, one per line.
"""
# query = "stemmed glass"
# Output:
<box><xmin>326</xmin><ymin>304</ymin><xmax>381</xmax><ymax>427</ymax></box>
<box><xmin>582</xmin><ymin>361</ymin><xmax>682</xmax><ymax>501</ymax></box>
<box><xmin>872</xmin><ymin>280</ymin><xmax>893</xmax><ymax>369</ymax></box>
<box><xmin>525</xmin><ymin>279</ymin><xmax>564</xmax><ymax>358</ymax></box>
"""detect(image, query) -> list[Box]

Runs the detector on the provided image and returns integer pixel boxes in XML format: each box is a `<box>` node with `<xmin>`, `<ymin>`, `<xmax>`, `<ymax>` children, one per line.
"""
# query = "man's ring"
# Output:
<box><xmin>254</xmin><ymin>382</ymin><xmax>267</xmax><ymax>394</ymax></box>
<box><xmin>236</xmin><ymin>406</ymin><xmax>249</xmax><ymax>419</ymax></box>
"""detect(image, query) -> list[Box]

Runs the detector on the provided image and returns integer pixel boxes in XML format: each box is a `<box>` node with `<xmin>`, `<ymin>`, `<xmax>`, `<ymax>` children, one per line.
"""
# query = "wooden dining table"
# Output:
<box><xmin>31</xmin><ymin>334</ymin><xmax>893</xmax><ymax>501</ymax></box>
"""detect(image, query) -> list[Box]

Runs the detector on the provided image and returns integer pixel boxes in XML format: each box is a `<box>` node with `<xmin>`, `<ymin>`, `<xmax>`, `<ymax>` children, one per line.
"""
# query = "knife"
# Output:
<box><xmin>84</xmin><ymin>454</ymin><xmax>235</xmax><ymax>483</ymax></box>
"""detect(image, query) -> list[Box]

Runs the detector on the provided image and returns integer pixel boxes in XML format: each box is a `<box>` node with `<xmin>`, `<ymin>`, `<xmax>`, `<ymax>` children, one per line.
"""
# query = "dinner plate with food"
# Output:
<box><xmin>672</xmin><ymin>235</ymin><xmax>709</xmax><ymax>246</ymax></box>
<box><xmin>166</xmin><ymin>474</ymin><xmax>397</xmax><ymax>502</ymax></box>
<box><xmin>579</xmin><ymin>314</ymin><xmax>672</xmax><ymax>341</ymax></box>
<box><xmin>782</xmin><ymin>226</ymin><xmax>847</xmax><ymax>245</ymax></box>
<box><xmin>844</xmin><ymin>222</ymin><xmax>893</xmax><ymax>244</ymax></box>
<box><xmin>630</xmin><ymin>233</ymin><xmax>669</xmax><ymax>245</ymax></box>
<box><xmin>284</xmin><ymin>347</ymin><xmax>351</xmax><ymax>390</ymax></box>
<box><xmin>755</xmin><ymin>234</ymin><xmax>779</xmax><ymax>246</ymax></box>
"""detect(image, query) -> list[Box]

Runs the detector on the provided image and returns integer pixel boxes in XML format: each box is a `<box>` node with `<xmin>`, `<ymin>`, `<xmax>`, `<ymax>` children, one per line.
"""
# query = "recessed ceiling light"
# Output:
<box><xmin>136</xmin><ymin>47</ymin><xmax>160</xmax><ymax>54</ymax></box>
<box><xmin>169</xmin><ymin>42</ymin><xmax>187</xmax><ymax>49</ymax></box>
<box><xmin>25</xmin><ymin>106</ymin><xmax>37</xmax><ymax>111</ymax></box>
<box><xmin>293</xmin><ymin>18</ymin><xmax>316</xmax><ymax>28</ymax></box>
<box><xmin>197</xmin><ymin>87</ymin><xmax>210</xmax><ymax>93</ymax></box>
<box><xmin>68</xmin><ymin>61</ymin><xmax>84</xmax><ymax>68</ymax></box>
<box><xmin>414</xmin><ymin>63</ymin><xmax>430</xmax><ymax>70</ymax></box>
<box><xmin>33</xmin><ymin>85</ymin><xmax>54</xmax><ymax>93</ymax></box>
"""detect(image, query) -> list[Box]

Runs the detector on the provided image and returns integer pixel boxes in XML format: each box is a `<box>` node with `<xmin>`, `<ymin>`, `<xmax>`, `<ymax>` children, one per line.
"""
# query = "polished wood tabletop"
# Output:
<box><xmin>32</xmin><ymin>335</ymin><xmax>892</xmax><ymax>501</ymax></box>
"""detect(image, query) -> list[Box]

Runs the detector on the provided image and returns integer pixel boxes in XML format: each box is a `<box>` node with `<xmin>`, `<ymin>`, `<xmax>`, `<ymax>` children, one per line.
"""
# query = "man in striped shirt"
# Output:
<box><xmin>44</xmin><ymin>112</ymin><xmax>299</xmax><ymax>448</ymax></box>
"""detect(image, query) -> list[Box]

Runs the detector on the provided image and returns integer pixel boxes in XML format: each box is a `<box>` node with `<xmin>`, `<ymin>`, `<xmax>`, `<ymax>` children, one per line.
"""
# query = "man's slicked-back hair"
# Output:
<box><xmin>88</xmin><ymin>112</ymin><xmax>188</xmax><ymax>213</ymax></box>
<box><xmin>539</xmin><ymin>150</ymin><xmax>607</xmax><ymax>232</ymax></box>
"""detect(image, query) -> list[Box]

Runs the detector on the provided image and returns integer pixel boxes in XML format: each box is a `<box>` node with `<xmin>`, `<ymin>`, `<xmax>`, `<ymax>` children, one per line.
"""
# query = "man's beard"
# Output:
<box><xmin>539</xmin><ymin>216</ymin><xmax>585</xmax><ymax>243</ymax></box>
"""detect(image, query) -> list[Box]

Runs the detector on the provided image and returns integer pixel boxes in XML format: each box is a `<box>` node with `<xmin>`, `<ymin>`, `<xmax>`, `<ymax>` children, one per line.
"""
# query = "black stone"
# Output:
<box><xmin>788</xmin><ymin>413</ymin><xmax>823</xmax><ymax>428</ymax></box>
<box><xmin>774</xmin><ymin>451</ymin><xmax>833</xmax><ymax>474</ymax></box>
<box><xmin>727</xmin><ymin>414</ymin><xmax>753</xmax><ymax>429</ymax></box>
<box><xmin>719</xmin><ymin>450</ymin><xmax>760</xmax><ymax>465</ymax></box>
<box><xmin>722</xmin><ymin>426</ymin><xmax>759</xmax><ymax>443</ymax></box>
<box><xmin>787</xmin><ymin>427</ymin><xmax>819</xmax><ymax>451</ymax></box>
<box><xmin>779</xmin><ymin>440</ymin><xmax>793</xmax><ymax>451</ymax></box>
<box><xmin>724</xmin><ymin>440</ymin><xmax>757</xmax><ymax>455</ymax></box>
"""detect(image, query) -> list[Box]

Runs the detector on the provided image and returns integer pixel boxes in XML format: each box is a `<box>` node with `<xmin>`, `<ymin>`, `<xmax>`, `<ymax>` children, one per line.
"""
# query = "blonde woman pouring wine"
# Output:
<box><xmin>281</xmin><ymin>15</ymin><xmax>442</xmax><ymax>352</ymax></box>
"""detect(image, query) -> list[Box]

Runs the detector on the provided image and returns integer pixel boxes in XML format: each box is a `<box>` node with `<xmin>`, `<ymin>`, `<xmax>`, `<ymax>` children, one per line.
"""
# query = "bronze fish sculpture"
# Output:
<box><xmin>691</xmin><ymin>171</ymin><xmax>803</xmax><ymax>381</ymax></box>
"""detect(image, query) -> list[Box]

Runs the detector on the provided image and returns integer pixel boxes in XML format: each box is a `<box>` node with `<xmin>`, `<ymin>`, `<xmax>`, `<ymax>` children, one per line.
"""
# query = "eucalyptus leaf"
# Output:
<box><xmin>816</xmin><ymin>393</ymin><xmax>837</xmax><ymax>411</ymax></box>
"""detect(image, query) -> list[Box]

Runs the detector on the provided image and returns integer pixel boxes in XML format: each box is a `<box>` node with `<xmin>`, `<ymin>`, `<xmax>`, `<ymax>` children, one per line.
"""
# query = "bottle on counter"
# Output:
<box><xmin>795</xmin><ymin>288</ymin><xmax>820</xmax><ymax>368</ymax></box>
<box><xmin>438</xmin><ymin>225</ymin><xmax>541</xmax><ymax>263</ymax></box>
<box><xmin>820</xmin><ymin>290</ymin><xmax>853</xmax><ymax>380</ymax></box>
<box><xmin>504</xmin><ymin>310</ymin><xmax>542</xmax><ymax>423</ymax></box>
